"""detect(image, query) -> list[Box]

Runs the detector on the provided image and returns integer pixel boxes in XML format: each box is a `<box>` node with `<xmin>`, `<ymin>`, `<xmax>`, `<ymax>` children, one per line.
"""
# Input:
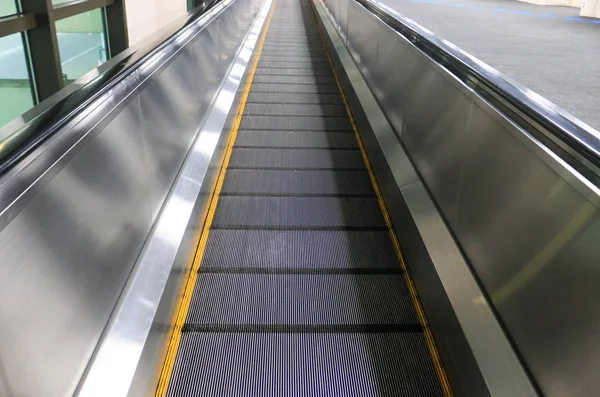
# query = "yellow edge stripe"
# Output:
<box><xmin>154</xmin><ymin>3</ymin><xmax>276</xmax><ymax>395</ymax></box>
<box><xmin>315</xmin><ymin>14</ymin><xmax>454</xmax><ymax>397</ymax></box>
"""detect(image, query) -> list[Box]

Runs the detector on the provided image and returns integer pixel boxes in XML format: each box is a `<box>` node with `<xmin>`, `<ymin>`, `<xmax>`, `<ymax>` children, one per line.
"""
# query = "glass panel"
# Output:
<box><xmin>0</xmin><ymin>33</ymin><xmax>35</xmax><ymax>127</ymax></box>
<box><xmin>55</xmin><ymin>8</ymin><xmax>108</xmax><ymax>82</ymax></box>
<box><xmin>0</xmin><ymin>0</ymin><xmax>18</xmax><ymax>17</ymax></box>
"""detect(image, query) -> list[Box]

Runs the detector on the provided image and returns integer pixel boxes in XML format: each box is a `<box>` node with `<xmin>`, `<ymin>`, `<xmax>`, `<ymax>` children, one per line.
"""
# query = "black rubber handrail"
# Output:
<box><xmin>0</xmin><ymin>0</ymin><xmax>220</xmax><ymax>176</ymax></box>
<box><xmin>356</xmin><ymin>0</ymin><xmax>600</xmax><ymax>181</ymax></box>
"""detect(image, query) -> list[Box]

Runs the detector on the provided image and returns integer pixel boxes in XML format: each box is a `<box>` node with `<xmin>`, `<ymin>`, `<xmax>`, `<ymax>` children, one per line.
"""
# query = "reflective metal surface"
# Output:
<box><xmin>361</xmin><ymin>0</ymin><xmax>600</xmax><ymax>176</ymax></box>
<box><xmin>0</xmin><ymin>0</ymin><xmax>266</xmax><ymax>395</ymax></box>
<box><xmin>313</xmin><ymin>1</ymin><xmax>536</xmax><ymax>396</ymax></box>
<box><xmin>319</xmin><ymin>0</ymin><xmax>600</xmax><ymax>396</ymax></box>
<box><xmin>77</xmin><ymin>0</ymin><xmax>270</xmax><ymax>395</ymax></box>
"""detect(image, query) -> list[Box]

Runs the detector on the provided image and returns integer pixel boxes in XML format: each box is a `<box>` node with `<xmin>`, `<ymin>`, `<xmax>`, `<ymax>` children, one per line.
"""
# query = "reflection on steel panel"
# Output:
<box><xmin>0</xmin><ymin>0</ymin><xmax>267</xmax><ymax>395</ymax></box>
<box><xmin>0</xmin><ymin>104</ymin><xmax>150</xmax><ymax>397</ymax></box>
<box><xmin>320</xmin><ymin>0</ymin><xmax>600</xmax><ymax>396</ymax></box>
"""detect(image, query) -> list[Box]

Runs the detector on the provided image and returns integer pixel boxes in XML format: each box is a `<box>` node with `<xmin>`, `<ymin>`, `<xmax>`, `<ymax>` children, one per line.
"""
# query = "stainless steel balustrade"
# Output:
<box><xmin>0</xmin><ymin>0</ymin><xmax>265</xmax><ymax>395</ymax></box>
<box><xmin>318</xmin><ymin>0</ymin><xmax>600</xmax><ymax>396</ymax></box>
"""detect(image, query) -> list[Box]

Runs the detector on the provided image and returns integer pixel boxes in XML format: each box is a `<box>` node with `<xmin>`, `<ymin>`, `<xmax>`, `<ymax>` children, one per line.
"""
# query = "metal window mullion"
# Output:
<box><xmin>0</xmin><ymin>14</ymin><xmax>38</xmax><ymax>38</ymax></box>
<box><xmin>104</xmin><ymin>0</ymin><xmax>127</xmax><ymax>57</ymax></box>
<box><xmin>21</xmin><ymin>0</ymin><xmax>63</xmax><ymax>101</ymax></box>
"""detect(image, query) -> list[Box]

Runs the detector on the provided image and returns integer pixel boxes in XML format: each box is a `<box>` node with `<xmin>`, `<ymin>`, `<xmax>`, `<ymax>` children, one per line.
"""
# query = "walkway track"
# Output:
<box><xmin>156</xmin><ymin>0</ymin><xmax>452</xmax><ymax>395</ymax></box>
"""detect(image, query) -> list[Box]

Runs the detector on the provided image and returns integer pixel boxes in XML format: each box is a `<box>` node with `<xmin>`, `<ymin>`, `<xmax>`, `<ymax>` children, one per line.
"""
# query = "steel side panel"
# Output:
<box><xmin>460</xmin><ymin>105</ymin><xmax>600</xmax><ymax>396</ymax></box>
<box><xmin>313</xmin><ymin>0</ymin><xmax>536</xmax><ymax>395</ymax></box>
<box><xmin>0</xmin><ymin>104</ymin><xmax>149</xmax><ymax>397</ymax></box>
<box><xmin>320</xmin><ymin>0</ymin><xmax>600</xmax><ymax>396</ymax></box>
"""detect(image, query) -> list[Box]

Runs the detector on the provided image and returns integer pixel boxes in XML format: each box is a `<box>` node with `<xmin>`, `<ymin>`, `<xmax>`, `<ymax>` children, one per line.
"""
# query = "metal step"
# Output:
<box><xmin>201</xmin><ymin>230</ymin><xmax>401</xmax><ymax>269</ymax></box>
<box><xmin>234</xmin><ymin>130</ymin><xmax>357</xmax><ymax>148</ymax></box>
<box><xmin>211</xmin><ymin>196</ymin><xmax>386</xmax><ymax>228</ymax></box>
<box><xmin>243</xmin><ymin>102</ymin><xmax>345</xmax><ymax>116</ymax></box>
<box><xmin>239</xmin><ymin>114</ymin><xmax>352</xmax><ymax>130</ymax></box>
<box><xmin>186</xmin><ymin>273</ymin><xmax>418</xmax><ymax>325</ymax></box>
<box><xmin>221</xmin><ymin>169</ymin><xmax>374</xmax><ymax>195</ymax></box>
<box><xmin>246</xmin><ymin>91</ymin><xmax>343</xmax><ymax>104</ymax></box>
<box><xmin>166</xmin><ymin>333</ymin><xmax>444</xmax><ymax>397</ymax></box>
<box><xmin>227</xmin><ymin>148</ymin><xmax>363</xmax><ymax>169</ymax></box>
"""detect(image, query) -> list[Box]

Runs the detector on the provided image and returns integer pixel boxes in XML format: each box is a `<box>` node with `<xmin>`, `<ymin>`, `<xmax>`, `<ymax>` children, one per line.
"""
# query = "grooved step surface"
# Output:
<box><xmin>259</xmin><ymin>54</ymin><xmax>328</xmax><ymax>62</ymax></box>
<box><xmin>254</xmin><ymin>67</ymin><xmax>333</xmax><ymax>76</ymax></box>
<box><xmin>239</xmin><ymin>115</ymin><xmax>351</xmax><ymax>131</ymax></box>
<box><xmin>235</xmin><ymin>130</ymin><xmax>357</xmax><ymax>148</ymax></box>
<box><xmin>186</xmin><ymin>274</ymin><xmax>418</xmax><ymax>325</ymax></box>
<box><xmin>244</xmin><ymin>103</ymin><xmax>345</xmax><ymax>116</ymax></box>
<box><xmin>202</xmin><ymin>230</ymin><xmax>400</xmax><ymax>269</ymax></box>
<box><xmin>264</xmin><ymin>37</ymin><xmax>317</xmax><ymax>40</ymax></box>
<box><xmin>263</xmin><ymin>39</ymin><xmax>322</xmax><ymax>46</ymax></box>
<box><xmin>266</xmin><ymin>31</ymin><xmax>319</xmax><ymax>35</ymax></box>
<box><xmin>166</xmin><ymin>333</ymin><xmax>445</xmax><ymax>397</ymax></box>
<box><xmin>252</xmin><ymin>74</ymin><xmax>336</xmax><ymax>85</ymax></box>
<box><xmin>228</xmin><ymin>148</ymin><xmax>364</xmax><ymax>169</ymax></box>
<box><xmin>259</xmin><ymin>46</ymin><xmax>325</xmax><ymax>53</ymax></box>
<box><xmin>221</xmin><ymin>169</ymin><xmax>374</xmax><ymax>195</ymax></box>
<box><xmin>247</xmin><ymin>92</ymin><xmax>343</xmax><ymax>104</ymax></box>
<box><xmin>249</xmin><ymin>82</ymin><xmax>340</xmax><ymax>93</ymax></box>
<box><xmin>262</xmin><ymin>42</ymin><xmax>321</xmax><ymax>48</ymax></box>
<box><xmin>211</xmin><ymin>196</ymin><xmax>386</xmax><ymax>228</ymax></box>
<box><xmin>266</xmin><ymin>30</ymin><xmax>318</xmax><ymax>33</ymax></box>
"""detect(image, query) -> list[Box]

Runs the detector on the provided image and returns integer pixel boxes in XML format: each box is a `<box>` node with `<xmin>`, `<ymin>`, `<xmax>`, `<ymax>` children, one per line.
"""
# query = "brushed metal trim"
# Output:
<box><xmin>0</xmin><ymin>13</ymin><xmax>37</xmax><ymax>37</ymax></box>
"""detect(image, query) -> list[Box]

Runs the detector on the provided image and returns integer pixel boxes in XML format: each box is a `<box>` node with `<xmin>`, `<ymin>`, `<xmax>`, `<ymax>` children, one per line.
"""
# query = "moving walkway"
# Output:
<box><xmin>157</xmin><ymin>0</ymin><xmax>448</xmax><ymax>395</ymax></box>
<box><xmin>0</xmin><ymin>0</ymin><xmax>598</xmax><ymax>396</ymax></box>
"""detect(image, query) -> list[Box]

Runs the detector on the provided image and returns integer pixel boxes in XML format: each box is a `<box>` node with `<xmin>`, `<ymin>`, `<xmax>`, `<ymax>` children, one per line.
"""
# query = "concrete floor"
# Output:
<box><xmin>381</xmin><ymin>0</ymin><xmax>600</xmax><ymax>131</ymax></box>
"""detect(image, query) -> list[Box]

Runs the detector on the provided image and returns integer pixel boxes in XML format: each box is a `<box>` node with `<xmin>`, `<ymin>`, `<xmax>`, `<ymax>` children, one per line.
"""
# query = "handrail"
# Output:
<box><xmin>357</xmin><ymin>0</ymin><xmax>600</xmax><ymax>180</ymax></box>
<box><xmin>0</xmin><ymin>0</ymin><xmax>220</xmax><ymax>176</ymax></box>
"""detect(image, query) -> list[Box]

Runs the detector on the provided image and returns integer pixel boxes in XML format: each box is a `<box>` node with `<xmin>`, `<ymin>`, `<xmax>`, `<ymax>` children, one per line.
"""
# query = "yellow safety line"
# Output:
<box><xmin>315</xmin><ymin>14</ymin><xmax>454</xmax><ymax>397</ymax></box>
<box><xmin>154</xmin><ymin>2</ymin><xmax>276</xmax><ymax>395</ymax></box>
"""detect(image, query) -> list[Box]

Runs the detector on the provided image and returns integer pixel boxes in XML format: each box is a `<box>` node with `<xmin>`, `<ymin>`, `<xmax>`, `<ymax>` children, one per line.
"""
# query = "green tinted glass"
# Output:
<box><xmin>55</xmin><ymin>8</ymin><xmax>108</xmax><ymax>82</ymax></box>
<box><xmin>0</xmin><ymin>0</ymin><xmax>18</xmax><ymax>17</ymax></box>
<box><xmin>0</xmin><ymin>33</ymin><xmax>35</xmax><ymax>127</ymax></box>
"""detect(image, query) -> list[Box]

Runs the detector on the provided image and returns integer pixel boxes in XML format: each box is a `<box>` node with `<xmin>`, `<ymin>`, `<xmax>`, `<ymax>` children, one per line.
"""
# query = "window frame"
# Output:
<box><xmin>0</xmin><ymin>0</ymin><xmax>127</xmax><ymax>102</ymax></box>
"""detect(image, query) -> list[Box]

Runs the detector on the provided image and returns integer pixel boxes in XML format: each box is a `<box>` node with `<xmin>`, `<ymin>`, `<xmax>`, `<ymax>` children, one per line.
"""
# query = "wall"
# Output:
<box><xmin>519</xmin><ymin>0</ymin><xmax>600</xmax><ymax>17</ymax></box>
<box><xmin>125</xmin><ymin>0</ymin><xmax>188</xmax><ymax>46</ymax></box>
<box><xmin>579</xmin><ymin>0</ymin><xmax>600</xmax><ymax>16</ymax></box>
